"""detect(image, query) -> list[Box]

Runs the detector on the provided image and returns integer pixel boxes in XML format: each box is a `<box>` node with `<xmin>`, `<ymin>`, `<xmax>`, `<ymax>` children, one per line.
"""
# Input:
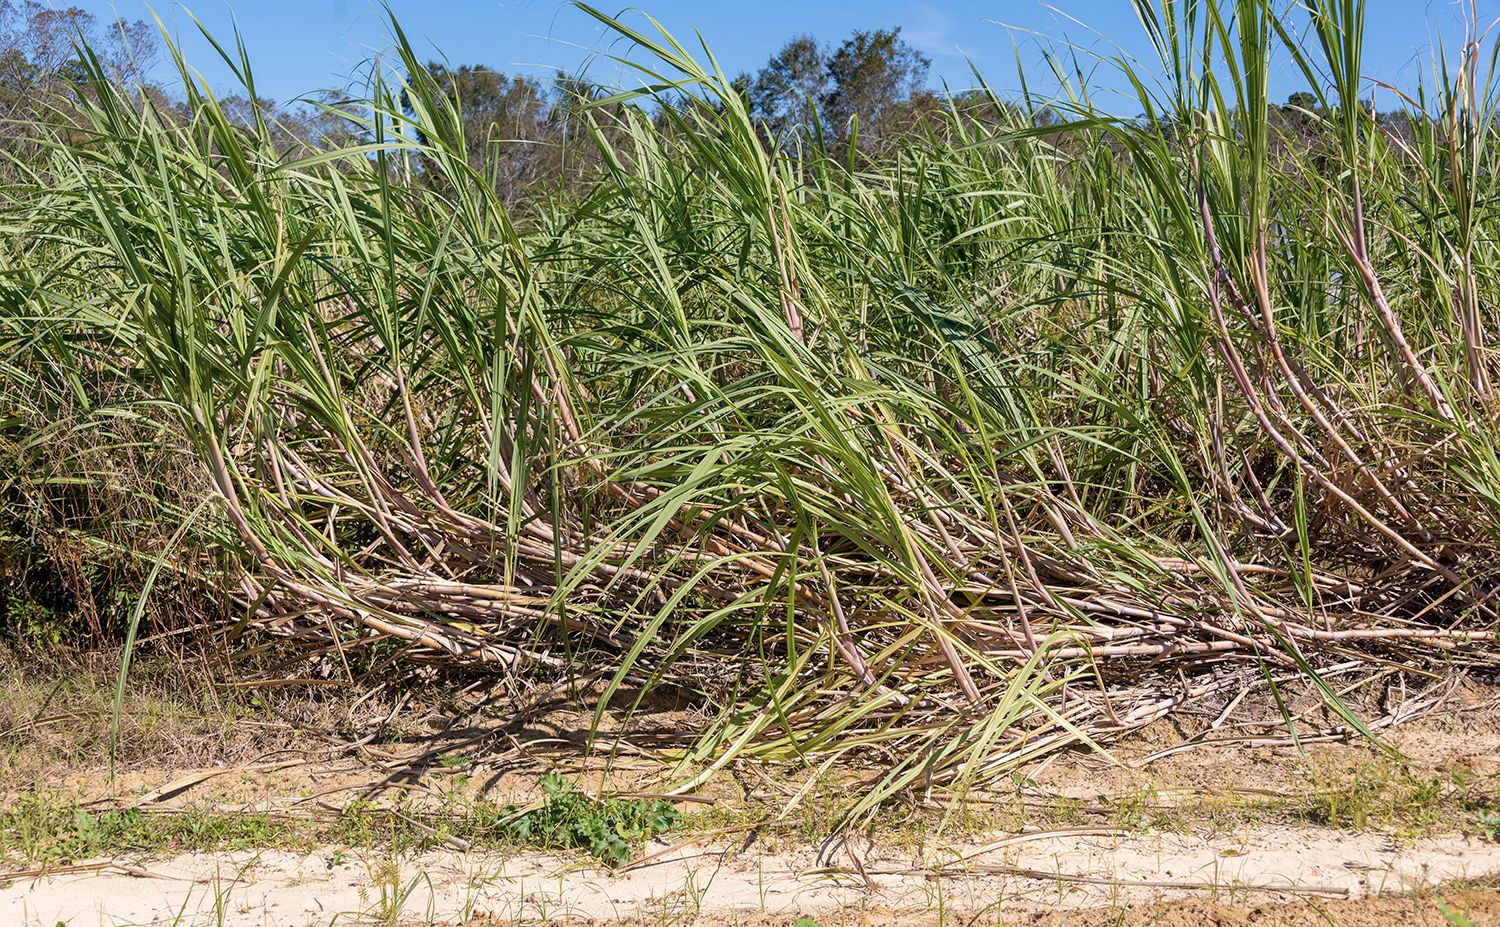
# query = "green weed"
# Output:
<box><xmin>1</xmin><ymin>774</ymin><xmax>680</xmax><ymax>868</ymax></box>
<box><xmin>1439</xmin><ymin>901</ymin><xmax>1481</xmax><ymax>927</ymax></box>
<box><xmin>1476</xmin><ymin>809</ymin><xmax>1500</xmax><ymax>843</ymax></box>
<box><xmin>0</xmin><ymin>792</ymin><xmax>301</xmax><ymax>864</ymax></box>
<box><xmin>472</xmin><ymin>772</ymin><xmax>680</xmax><ymax>867</ymax></box>
<box><xmin>1302</xmin><ymin>759</ymin><xmax>1500</xmax><ymax>840</ymax></box>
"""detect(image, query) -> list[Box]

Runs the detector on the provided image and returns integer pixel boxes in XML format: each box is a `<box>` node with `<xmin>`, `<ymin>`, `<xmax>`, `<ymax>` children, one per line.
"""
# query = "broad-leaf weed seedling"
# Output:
<box><xmin>475</xmin><ymin>772</ymin><xmax>680</xmax><ymax>867</ymax></box>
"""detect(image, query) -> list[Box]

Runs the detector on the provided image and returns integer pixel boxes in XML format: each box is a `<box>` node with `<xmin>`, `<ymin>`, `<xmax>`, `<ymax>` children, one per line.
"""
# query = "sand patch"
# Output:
<box><xmin>6</xmin><ymin>823</ymin><xmax>1499</xmax><ymax>926</ymax></box>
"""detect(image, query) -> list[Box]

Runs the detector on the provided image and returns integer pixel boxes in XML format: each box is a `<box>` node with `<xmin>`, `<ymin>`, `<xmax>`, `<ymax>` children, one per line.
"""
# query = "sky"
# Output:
<box><xmin>50</xmin><ymin>1</ymin><xmax>1500</xmax><ymax>112</ymax></box>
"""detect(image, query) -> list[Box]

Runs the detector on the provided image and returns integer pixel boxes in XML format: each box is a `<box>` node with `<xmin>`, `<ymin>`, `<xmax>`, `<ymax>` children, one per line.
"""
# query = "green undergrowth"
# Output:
<box><xmin>4</xmin><ymin>758</ymin><xmax>1497</xmax><ymax>876</ymax></box>
<box><xmin>0</xmin><ymin>773</ymin><xmax>680</xmax><ymax>870</ymax></box>
<box><xmin>0</xmin><ymin>796</ymin><xmax>299</xmax><ymax>866</ymax></box>
<box><xmin>1302</xmin><ymin>759</ymin><xmax>1500</xmax><ymax>841</ymax></box>
<box><xmin>332</xmin><ymin>771</ymin><xmax>681</xmax><ymax>867</ymax></box>
<box><xmin>488</xmin><ymin>771</ymin><xmax>680</xmax><ymax>866</ymax></box>
<box><xmin>686</xmin><ymin>760</ymin><xmax>1500</xmax><ymax>851</ymax></box>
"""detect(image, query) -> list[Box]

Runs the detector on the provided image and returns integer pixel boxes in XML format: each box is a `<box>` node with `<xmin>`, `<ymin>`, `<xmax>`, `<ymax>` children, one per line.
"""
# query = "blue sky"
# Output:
<box><xmin>57</xmin><ymin>1</ymin><xmax>1500</xmax><ymax>111</ymax></box>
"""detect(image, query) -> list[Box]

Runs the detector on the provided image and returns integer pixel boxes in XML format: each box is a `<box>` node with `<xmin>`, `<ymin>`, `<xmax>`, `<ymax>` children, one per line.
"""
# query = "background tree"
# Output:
<box><xmin>823</xmin><ymin>27</ymin><xmax>930</xmax><ymax>147</ymax></box>
<box><xmin>414</xmin><ymin>62</ymin><xmax>557</xmax><ymax>208</ymax></box>
<box><xmin>744</xmin><ymin>26</ymin><xmax>932</xmax><ymax>155</ymax></box>
<box><xmin>748</xmin><ymin>35</ymin><xmax>828</xmax><ymax>145</ymax></box>
<box><xmin>0</xmin><ymin>2</ymin><xmax>158</xmax><ymax>184</ymax></box>
<box><xmin>0</xmin><ymin>1</ymin><xmax>156</xmax><ymax>122</ymax></box>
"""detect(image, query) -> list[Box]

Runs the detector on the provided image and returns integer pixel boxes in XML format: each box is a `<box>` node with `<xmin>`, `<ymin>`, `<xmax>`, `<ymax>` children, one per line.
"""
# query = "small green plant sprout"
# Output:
<box><xmin>477</xmin><ymin>772</ymin><xmax>681</xmax><ymax>867</ymax></box>
<box><xmin>1477</xmin><ymin>809</ymin><xmax>1500</xmax><ymax>843</ymax></box>
<box><xmin>1439</xmin><ymin>901</ymin><xmax>1480</xmax><ymax>927</ymax></box>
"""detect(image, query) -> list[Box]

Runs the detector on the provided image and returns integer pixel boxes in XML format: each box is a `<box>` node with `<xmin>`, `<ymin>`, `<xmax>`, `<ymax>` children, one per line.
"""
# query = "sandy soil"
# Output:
<box><xmin>5</xmin><ymin>823</ymin><xmax>1499</xmax><ymax>926</ymax></box>
<box><xmin>4</xmin><ymin>671</ymin><xmax>1499</xmax><ymax>926</ymax></box>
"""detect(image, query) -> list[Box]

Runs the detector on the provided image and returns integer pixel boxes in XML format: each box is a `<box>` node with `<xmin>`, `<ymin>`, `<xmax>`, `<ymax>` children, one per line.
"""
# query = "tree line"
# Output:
<box><xmin>0</xmin><ymin>5</ymin><xmax>948</xmax><ymax>199</ymax></box>
<box><xmin>0</xmin><ymin>2</ymin><xmax>1436</xmax><ymax>211</ymax></box>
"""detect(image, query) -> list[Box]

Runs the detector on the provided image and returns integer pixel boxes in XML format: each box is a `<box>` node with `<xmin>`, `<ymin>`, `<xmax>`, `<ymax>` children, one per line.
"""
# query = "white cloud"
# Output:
<box><xmin>902</xmin><ymin>3</ymin><xmax>982</xmax><ymax>65</ymax></box>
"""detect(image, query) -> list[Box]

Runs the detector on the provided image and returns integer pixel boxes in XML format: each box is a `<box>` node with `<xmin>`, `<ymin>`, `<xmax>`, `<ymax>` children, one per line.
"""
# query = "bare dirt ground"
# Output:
<box><xmin>3</xmin><ymin>653</ymin><xmax>1499</xmax><ymax>926</ymax></box>
<box><xmin>7</xmin><ymin>822</ymin><xmax>1500</xmax><ymax>926</ymax></box>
